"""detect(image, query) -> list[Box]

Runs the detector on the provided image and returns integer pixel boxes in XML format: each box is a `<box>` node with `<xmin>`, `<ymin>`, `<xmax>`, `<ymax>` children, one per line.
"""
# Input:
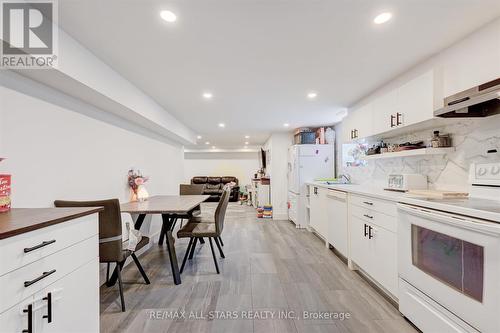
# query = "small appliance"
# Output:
<box><xmin>386</xmin><ymin>174</ymin><xmax>427</xmax><ymax>192</ymax></box>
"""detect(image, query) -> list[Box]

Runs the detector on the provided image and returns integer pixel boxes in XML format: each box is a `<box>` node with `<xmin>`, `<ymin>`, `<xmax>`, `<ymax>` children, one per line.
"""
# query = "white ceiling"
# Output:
<box><xmin>57</xmin><ymin>0</ymin><xmax>500</xmax><ymax>148</ymax></box>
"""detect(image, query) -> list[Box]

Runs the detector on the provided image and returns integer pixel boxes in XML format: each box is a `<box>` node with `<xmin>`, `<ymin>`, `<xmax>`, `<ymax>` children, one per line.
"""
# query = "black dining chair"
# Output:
<box><xmin>54</xmin><ymin>199</ymin><xmax>150</xmax><ymax>312</ymax></box>
<box><xmin>177</xmin><ymin>187</ymin><xmax>230</xmax><ymax>274</ymax></box>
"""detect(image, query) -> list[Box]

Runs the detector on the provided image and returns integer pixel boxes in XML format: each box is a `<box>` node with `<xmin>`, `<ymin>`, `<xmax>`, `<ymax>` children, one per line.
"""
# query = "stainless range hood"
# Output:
<box><xmin>434</xmin><ymin>78</ymin><xmax>500</xmax><ymax>118</ymax></box>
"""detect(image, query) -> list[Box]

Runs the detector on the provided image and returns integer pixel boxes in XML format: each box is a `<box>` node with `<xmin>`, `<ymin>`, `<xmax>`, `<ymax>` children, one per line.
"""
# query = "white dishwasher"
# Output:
<box><xmin>326</xmin><ymin>189</ymin><xmax>348</xmax><ymax>256</ymax></box>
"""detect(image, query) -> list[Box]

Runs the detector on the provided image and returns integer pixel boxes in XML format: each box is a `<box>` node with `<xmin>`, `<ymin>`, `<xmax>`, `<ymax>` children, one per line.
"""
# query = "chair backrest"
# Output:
<box><xmin>54</xmin><ymin>199</ymin><xmax>124</xmax><ymax>263</ymax></box>
<box><xmin>214</xmin><ymin>186</ymin><xmax>231</xmax><ymax>235</ymax></box>
<box><xmin>179</xmin><ymin>184</ymin><xmax>205</xmax><ymax>195</ymax></box>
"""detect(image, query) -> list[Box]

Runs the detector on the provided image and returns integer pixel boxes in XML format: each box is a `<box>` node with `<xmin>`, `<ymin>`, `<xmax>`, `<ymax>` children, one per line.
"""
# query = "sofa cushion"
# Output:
<box><xmin>221</xmin><ymin>176</ymin><xmax>238</xmax><ymax>185</ymax></box>
<box><xmin>192</xmin><ymin>177</ymin><xmax>208</xmax><ymax>184</ymax></box>
<box><xmin>204</xmin><ymin>183</ymin><xmax>222</xmax><ymax>193</ymax></box>
<box><xmin>207</xmin><ymin>177</ymin><xmax>222</xmax><ymax>184</ymax></box>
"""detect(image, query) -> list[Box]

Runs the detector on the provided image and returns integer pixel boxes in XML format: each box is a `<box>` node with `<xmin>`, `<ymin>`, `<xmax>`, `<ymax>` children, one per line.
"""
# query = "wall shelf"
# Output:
<box><xmin>361</xmin><ymin>147</ymin><xmax>455</xmax><ymax>160</ymax></box>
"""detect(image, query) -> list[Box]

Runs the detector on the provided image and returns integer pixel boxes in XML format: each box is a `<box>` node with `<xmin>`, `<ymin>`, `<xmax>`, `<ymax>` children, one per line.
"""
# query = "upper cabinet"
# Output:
<box><xmin>397</xmin><ymin>70</ymin><xmax>439</xmax><ymax>129</ymax></box>
<box><xmin>344</xmin><ymin>69</ymin><xmax>442</xmax><ymax>142</ymax></box>
<box><xmin>343</xmin><ymin>103</ymin><xmax>373</xmax><ymax>142</ymax></box>
<box><xmin>372</xmin><ymin>88</ymin><xmax>399</xmax><ymax>135</ymax></box>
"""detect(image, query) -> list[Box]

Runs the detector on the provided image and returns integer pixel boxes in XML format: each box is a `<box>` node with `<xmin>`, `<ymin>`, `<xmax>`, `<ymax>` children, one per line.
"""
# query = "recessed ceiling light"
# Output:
<box><xmin>202</xmin><ymin>92</ymin><xmax>213</xmax><ymax>99</ymax></box>
<box><xmin>211</xmin><ymin>146</ymin><xmax>216</xmax><ymax>149</ymax></box>
<box><xmin>205</xmin><ymin>141</ymin><xmax>210</xmax><ymax>145</ymax></box>
<box><xmin>245</xmin><ymin>141</ymin><xmax>249</xmax><ymax>145</ymax></box>
<box><xmin>283</xmin><ymin>123</ymin><xmax>290</xmax><ymax>127</ymax></box>
<box><xmin>307</xmin><ymin>92</ymin><xmax>318</xmax><ymax>99</ymax></box>
<box><xmin>374</xmin><ymin>12</ymin><xmax>392</xmax><ymax>24</ymax></box>
<box><xmin>160</xmin><ymin>10</ymin><xmax>177</xmax><ymax>23</ymax></box>
<box><xmin>244</xmin><ymin>135</ymin><xmax>250</xmax><ymax>139</ymax></box>
<box><xmin>218</xmin><ymin>123</ymin><xmax>225</xmax><ymax>128</ymax></box>
<box><xmin>196</xmin><ymin>135</ymin><xmax>202</xmax><ymax>139</ymax></box>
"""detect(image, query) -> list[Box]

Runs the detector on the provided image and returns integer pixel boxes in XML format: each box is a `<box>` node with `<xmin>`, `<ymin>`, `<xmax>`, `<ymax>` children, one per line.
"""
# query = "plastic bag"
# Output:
<box><xmin>125</xmin><ymin>222</ymin><xmax>143</xmax><ymax>251</ymax></box>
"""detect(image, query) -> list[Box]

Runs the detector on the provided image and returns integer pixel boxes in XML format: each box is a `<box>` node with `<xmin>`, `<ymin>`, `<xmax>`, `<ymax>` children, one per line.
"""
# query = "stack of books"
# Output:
<box><xmin>263</xmin><ymin>205</ymin><xmax>273</xmax><ymax>219</ymax></box>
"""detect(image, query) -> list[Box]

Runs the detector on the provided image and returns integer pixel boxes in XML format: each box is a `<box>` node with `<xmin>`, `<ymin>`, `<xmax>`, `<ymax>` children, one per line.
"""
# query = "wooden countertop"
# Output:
<box><xmin>0</xmin><ymin>207</ymin><xmax>103</xmax><ymax>240</ymax></box>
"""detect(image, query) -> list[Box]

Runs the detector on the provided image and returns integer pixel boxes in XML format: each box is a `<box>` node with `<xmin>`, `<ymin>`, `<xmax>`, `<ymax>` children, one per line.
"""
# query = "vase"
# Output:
<box><xmin>137</xmin><ymin>186</ymin><xmax>149</xmax><ymax>202</ymax></box>
<box><xmin>130</xmin><ymin>188</ymin><xmax>138</xmax><ymax>202</ymax></box>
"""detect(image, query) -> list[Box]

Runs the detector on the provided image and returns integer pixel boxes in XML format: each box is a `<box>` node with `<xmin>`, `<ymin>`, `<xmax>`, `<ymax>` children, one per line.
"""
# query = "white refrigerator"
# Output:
<box><xmin>287</xmin><ymin>144</ymin><xmax>334</xmax><ymax>228</ymax></box>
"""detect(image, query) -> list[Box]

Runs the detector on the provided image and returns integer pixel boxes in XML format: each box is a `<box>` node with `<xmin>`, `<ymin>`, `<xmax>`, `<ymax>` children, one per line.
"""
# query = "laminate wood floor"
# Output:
<box><xmin>100</xmin><ymin>203</ymin><xmax>417</xmax><ymax>333</ymax></box>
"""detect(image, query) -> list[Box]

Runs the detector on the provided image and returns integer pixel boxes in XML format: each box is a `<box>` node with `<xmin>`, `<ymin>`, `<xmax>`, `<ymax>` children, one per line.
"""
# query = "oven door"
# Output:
<box><xmin>398</xmin><ymin>203</ymin><xmax>500</xmax><ymax>332</ymax></box>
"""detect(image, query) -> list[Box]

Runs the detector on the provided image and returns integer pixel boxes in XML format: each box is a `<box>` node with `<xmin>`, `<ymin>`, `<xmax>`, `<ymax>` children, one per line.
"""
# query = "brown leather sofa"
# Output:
<box><xmin>191</xmin><ymin>176</ymin><xmax>239</xmax><ymax>202</ymax></box>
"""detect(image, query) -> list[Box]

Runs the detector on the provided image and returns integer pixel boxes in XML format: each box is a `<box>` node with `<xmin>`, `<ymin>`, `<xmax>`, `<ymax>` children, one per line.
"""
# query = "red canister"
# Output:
<box><xmin>0</xmin><ymin>174</ymin><xmax>11</xmax><ymax>212</ymax></box>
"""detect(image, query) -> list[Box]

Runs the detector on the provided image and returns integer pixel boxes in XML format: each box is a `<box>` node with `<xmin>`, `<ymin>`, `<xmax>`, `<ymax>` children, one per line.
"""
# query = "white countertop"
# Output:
<box><xmin>306</xmin><ymin>181</ymin><xmax>500</xmax><ymax>223</ymax></box>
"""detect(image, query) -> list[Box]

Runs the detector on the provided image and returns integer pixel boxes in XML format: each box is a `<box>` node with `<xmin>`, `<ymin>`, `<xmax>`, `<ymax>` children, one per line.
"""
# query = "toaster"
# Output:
<box><xmin>387</xmin><ymin>174</ymin><xmax>427</xmax><ymax>192</ymax></box>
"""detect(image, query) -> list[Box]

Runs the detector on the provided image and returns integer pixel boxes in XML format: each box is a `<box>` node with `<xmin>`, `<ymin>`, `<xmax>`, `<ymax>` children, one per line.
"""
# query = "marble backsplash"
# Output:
<box><xmin>340</xmin><ymin>114</ymin><xmax>500</xmax><ymax>191</ymax></box>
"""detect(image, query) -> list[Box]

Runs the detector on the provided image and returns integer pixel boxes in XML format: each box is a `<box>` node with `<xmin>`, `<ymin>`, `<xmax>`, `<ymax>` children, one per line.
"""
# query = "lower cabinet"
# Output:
<box><xmin>0</xmin><ymin>296</ymin><xmax>34</xmax><ymax>333</ymax></box>
<box><xmin>349</xmin><ymin>195</ymin><xmax>398</xmax><ymax>297</ymax></box>
<box><xmin>36</xmin><ymin>258</ymin><xmax>99</xmax><ymax>333</ymax></box>
<box><xmin>0</xmin><ymin>215</ymin><xmax>100</xmax><ymax>333</ymax></box>
<box><xmin>310</xmin><ymin>186</ymin><xmax>328</xmax><ymax>239</ymax></box>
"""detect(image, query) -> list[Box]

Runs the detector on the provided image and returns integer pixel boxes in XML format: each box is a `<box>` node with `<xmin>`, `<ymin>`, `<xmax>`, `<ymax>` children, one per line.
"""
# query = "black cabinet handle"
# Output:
<box><xmin>314</xmin><ymin>187</ymin><xmax>318</xmax><ymax>195</ymax></box>
<box><xmin>396</xmin><ymin>112</ymin><xmax>403</xmax><ymax>126</ymax></box>
<box><xmin>363</xmin><ymin>201</ymin><xmax>373</xmax><ymax>206</ymax></box>
<box><xmin>363</xmin><ymin>214</ymin><xmax>374</xmax><ymax>219</ymax></box>
<box><xmin>22</xmin><ymin>304</ymin><xmax>33</xmax><ymax>333</ymax></box>
<box><xmin>24</xmin><ymin>240</ymin><xmax>56</xmax><ymax>253</ymax></box>
<box><xmin>364</xmin><ymin>224</ymin><xmax>368</xmax><ymax>237</ymax></box>
<box><xmin>390</xmin><ymin>114</ymin><xmax>396</xmax><ymax>128</ymax></box>
<box><xmin>355</xmin><ymin>129</ymin><xmax>359</xmax><ymax>138</ymax></box>
<box><xmin>43</xmin><ymin>292</ymin><xmax>52</xmax><ymax>323</ymax></box>
<box><xmin>350</xmin><ymin>130</ymin><xmax>354</xmax><ymax>139</ymax></box>
<box><xmin>368</xmin><ymin>226</ymin><xmax>374</xmax><ymax>239</ymax></box>
<box><xmin>24</xmin><ymin>269</ymin><xmax>56</xmax><ymax>287</ymax></box>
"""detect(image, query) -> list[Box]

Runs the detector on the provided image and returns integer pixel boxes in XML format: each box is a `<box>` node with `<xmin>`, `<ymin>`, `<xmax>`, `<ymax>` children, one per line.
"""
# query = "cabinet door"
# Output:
<box><xmin>309</xmin><ymin>186</ymin><xmax>321</xmax><ymax>231</ymax></box>
<box><xmin>316</xmin><ymin>188</ymin><xmax>329</xmax><ymax>238</ymax></box>
<box><xmin>397</xmin><ymin>70</ymin><xmax>434</xmax><ymax>127</ymax></box>
<box><xmin>326</xmin><ymin>190</ymin><xmax>348</xmax><ymax>256</ymax></box>
<box><xmin>0</xmin><ymin>296</ymin><xmax>35</xmax><ymax>333</ymax></box>
<box><xmin>349</xmin><ymin>215</ymin><xmax>372</xmax><ymax>272</ymax></box>
<box><xmin>368</xmin><ymin>225</ymin><xmax>398</xmax><ymax>296</ymax></box>
<box><xmin>350</xmin><ymin>104</ymin><xmax>373</xmax><ymax>140</ymax></box>
<box><xmin>36</xmin><ymin>258</ymin><xmax>99</xmax><ymax>333</ymax></box>
<box><xmin>340</xmin><ymin>113</ymin><xmax>354</xmax><ymax>143</ymax></box>
<box><xmin>372</xmin><ymin>89</ymin><xmax>398</xmax><ymax>135</ymax></box>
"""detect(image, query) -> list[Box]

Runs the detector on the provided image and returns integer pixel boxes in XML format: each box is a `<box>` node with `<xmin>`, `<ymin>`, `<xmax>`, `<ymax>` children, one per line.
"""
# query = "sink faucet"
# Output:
<box><xmin>339</xmin><ymin>174</ymin><xmax>352</xmax><ymax>184</ymax></box>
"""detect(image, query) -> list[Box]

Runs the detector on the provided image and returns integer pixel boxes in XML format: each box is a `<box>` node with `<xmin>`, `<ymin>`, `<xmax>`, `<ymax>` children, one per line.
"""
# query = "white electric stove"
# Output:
<box><xmin>398</xmin><ymin>161</ymin><xmax>500</xmax><ymax>333</ymax></box>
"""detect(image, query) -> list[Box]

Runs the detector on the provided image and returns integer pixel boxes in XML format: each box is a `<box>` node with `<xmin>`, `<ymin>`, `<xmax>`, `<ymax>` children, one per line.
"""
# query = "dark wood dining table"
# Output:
<box><xmin>120</xmin><ymin>195</ymin><xmax>210</xmax><ymax>285</ymax></box>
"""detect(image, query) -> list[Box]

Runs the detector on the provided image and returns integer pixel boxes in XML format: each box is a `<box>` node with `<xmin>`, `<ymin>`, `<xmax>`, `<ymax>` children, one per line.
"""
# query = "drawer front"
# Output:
<box><xmin>0</xmin><ymin>234</ymin><xmax>98</xmax><ymax>313</ymax></box>
<box><xmin>0</xmin><ymin>214</ymin><xmax>98</xmax><ymax>277</ymax></box>
<box><xmin>350</xmin><ymin>204</ymin><xmax>397</xmax><ymax>233</ymax></box>
<box><xmin>350</xmin><ymin>194</ymin><xmax>397</xmax><ymax>217</ymax></box>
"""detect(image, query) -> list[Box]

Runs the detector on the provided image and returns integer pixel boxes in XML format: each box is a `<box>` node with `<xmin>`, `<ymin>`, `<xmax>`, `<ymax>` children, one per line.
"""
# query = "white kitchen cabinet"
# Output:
<box><xmin>342</xmin><ymin>103</ymin><xmax>373</xmax><ymax>142</ymax></box>
<box><xmin>348</xmin><ymin>194</ymin><xmax>398</xmax><ymax>297</ymax></box>
<box><xmin>397</xmin><ymin>70</ymin><xmax>437</xmax><ymax>128</ymax></box>
<box><xmin>309</xmin><ymin>186</ymin><xmax>328</xmax><ymax>239</ymax></box>
<box><xmin>372</xmin><ymin>88</ymin><xmax>399</xmax><ymax>135</ymax></box>
<box><xmin>349</xmin><ymin>215</ymin><xmax>372</xmax><ymax>271</ymax></box>
<box><xmin>36</xmin><ymin>258</ymin><xmax>99</xmax><ymax>333</ymax></box>
<box><xmin>0</xmin><ymin>296</ymin><xmax>34</xmax><ymax>333</ymax></box>
<box><xmin>326</xmin><ymin>189</ymin><xmax>348</xmax><ymax>256</ymax></box>
<box><xmin>0</xmin><ymin>211</ymin><xmax>100</xmax><ymax>333</ymax></box>
<box><xmin>367</xmin><ymin>222</ymin><xmax>398</xmax><ymax>296</ymax></box>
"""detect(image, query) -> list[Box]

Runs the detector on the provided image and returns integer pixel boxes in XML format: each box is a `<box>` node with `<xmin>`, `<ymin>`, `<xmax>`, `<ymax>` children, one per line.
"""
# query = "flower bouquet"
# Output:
<box><xmin>127</xmin><ymin>169</ymin><xmax>149</xmax><ymax>202</ymax></box>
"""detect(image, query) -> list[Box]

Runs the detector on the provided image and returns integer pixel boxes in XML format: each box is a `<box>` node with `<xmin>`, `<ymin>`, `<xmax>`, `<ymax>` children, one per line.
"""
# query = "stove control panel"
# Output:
<box><xmin>470</xmin><ymin>162</ymin><xmax>500</xmax><ymax>186</ymax></box>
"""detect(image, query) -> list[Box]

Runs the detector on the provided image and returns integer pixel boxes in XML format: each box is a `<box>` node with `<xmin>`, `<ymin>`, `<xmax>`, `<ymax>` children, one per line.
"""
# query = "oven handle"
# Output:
<box><xmin>397</xmin><ymin>203</ymin><xmax>500</xmax><ymax>236</ymax></box>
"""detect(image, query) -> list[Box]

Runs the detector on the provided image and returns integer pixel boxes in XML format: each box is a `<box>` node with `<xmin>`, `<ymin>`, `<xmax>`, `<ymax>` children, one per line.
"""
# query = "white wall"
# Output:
<box><xmin>0</xmin><ymin>84</ymin><xmax>184</xmax><ymax>238</ymax></box>
<box><xmin>263</xmin><ymin>132</ymin><xmax>294</xmax><ymax>220</ymax></box>
<box><xmin>183</xmin><ymin>152</ymin><xmax>260</xmax><ymax>186</ymax></box>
